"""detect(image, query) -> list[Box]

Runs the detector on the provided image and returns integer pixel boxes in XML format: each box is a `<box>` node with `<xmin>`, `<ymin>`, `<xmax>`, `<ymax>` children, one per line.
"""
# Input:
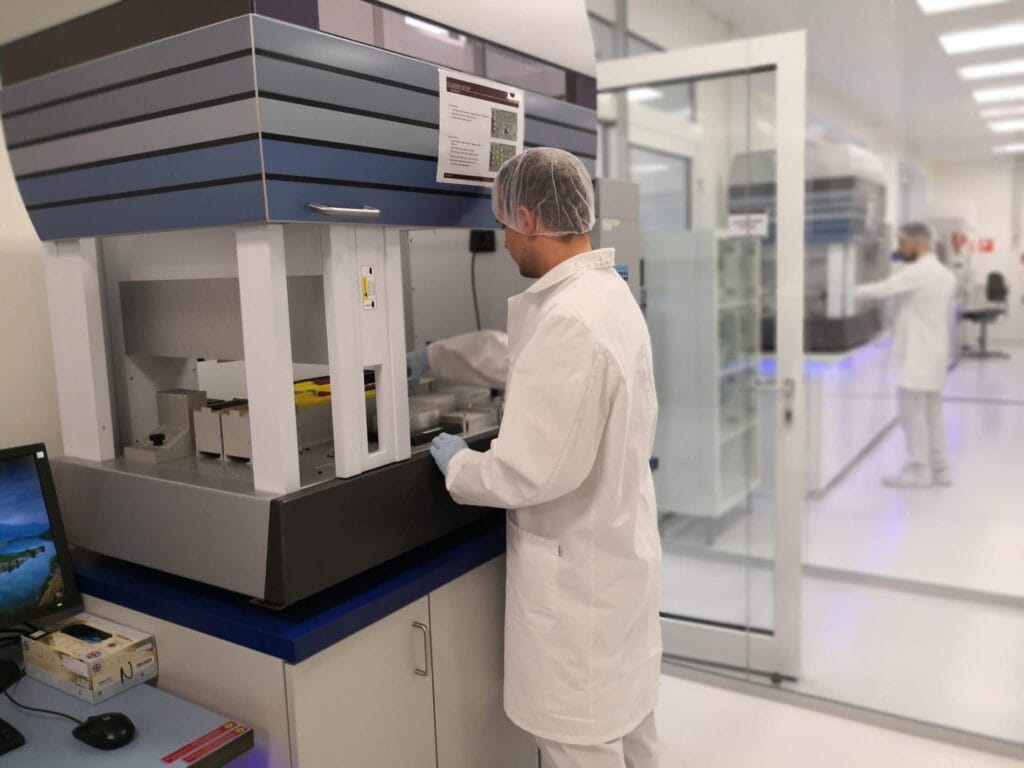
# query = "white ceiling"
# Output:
<box><xmin>693</xmin><ymin>0</ymin><xmax>1024</xmax><ymax>163</ymax></box>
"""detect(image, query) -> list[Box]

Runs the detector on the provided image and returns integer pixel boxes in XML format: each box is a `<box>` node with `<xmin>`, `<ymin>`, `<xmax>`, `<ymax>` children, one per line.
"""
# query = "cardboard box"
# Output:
<box><xmin>21</xmin><ymin>612</ymin><xmax>158</xmax><ymax>704</ymax></box>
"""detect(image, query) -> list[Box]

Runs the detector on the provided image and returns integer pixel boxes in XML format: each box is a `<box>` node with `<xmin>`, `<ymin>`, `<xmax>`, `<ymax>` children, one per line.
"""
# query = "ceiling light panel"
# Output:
<box><xmin>631</xmin><ymin>163</ymin><xmax>669</xmax><ymax>173</ymax></box>
<box><xmin>959</xmin><ymin>59</ymin><xmax>1024</xmax><ymax>80</ymax></box>
<box><xmin>918</xmin><ymin>0</ymin><xmax>1009</xmax><ymax>13</ymax></box>
<box><xmin>627</xmin><ymin>87</ymin><xmax>664</xmax><ymax>102</ymax></box>
<box><xmin>990</xmin><ymin>118</ymin><xmax>1024</xmax><ymax>132</ymax></box>
<box><xmin>974</xmin><ymin>83</ymin><xmax>1024</xmax><ymax>102</ymax></box>
<box><xmin>940</xmin><ymin>23</ymin><xmax>1024</xmax><ymax>55</ymax></box>
<box><xmin>981</xmin><ymin>105</ymin><xmax>1024</xmax><ymax>117</ymax></box>
<box><xmin>993</xmin><ymin>142</ymin><xmax>1024</xmax><ymax>153</ymax></box>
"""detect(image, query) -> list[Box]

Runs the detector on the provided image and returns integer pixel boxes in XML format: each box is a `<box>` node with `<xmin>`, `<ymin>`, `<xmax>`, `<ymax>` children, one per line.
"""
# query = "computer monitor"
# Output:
<box><xmin>0</xmin><ymin>443</ymin><xmax>81</xmax><ymax>629</ymax></box>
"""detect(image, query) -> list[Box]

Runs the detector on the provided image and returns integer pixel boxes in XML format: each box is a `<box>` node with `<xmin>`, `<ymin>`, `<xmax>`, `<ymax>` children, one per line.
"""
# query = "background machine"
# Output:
<box><xmin>729</xmin><ymin>141</ymin><xmax>891</xmax><ymax>352</ymax></box>
<box><xmin>0</xmin><ymin>0</ymin><xmax>639</xmax><ymax>607</ymax></box>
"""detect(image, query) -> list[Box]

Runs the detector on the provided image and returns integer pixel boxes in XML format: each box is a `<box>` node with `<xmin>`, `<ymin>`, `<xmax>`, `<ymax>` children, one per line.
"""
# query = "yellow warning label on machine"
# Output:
<box><xmin>361</xmin><ymin>265</ymin><xmax>377</xmax><ymax>310</ymax></box>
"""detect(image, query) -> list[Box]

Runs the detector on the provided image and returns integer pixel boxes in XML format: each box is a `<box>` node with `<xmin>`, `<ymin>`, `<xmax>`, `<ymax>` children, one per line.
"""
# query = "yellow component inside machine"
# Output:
<box><xmin>292</xmin><ymin>378</ymin><xmax>378</xmax><ymax>406</ymax></box>
<box><xmin>293</xmin><ymin>379</ymin><xmax>331</xmax><ymax>409</ymax></box>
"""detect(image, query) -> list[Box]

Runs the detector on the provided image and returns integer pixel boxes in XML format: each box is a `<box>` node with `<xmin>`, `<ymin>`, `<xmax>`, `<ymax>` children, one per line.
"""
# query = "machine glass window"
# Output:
<box><xmin>484</xmin><ymin>45</ymin><xmax>566</xmax><ymax>100</ymax></box>
<box><xmin>378</xmin><ymin>7</ymin><xmax>484</xmax><ymax>75</ymax></box>
<box><xmin>316</xmin><ymin>0</ymin><xmax>376</xmax><ymax>46</ymax></box>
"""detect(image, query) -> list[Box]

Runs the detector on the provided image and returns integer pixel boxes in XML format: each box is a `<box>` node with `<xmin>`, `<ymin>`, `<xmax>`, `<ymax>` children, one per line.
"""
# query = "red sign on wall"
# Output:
<box><xmin>979</xmin><ymin>238</ymin><xmax>995</xmax><ymax>253</ymax></box>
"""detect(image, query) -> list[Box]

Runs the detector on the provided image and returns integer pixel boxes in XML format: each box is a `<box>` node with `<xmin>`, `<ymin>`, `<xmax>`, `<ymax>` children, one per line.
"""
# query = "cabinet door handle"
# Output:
<box><xmin>412</xmin><ymin>621</ymin><xmax>429</xmax><ymax>677</ymax></box>
<box><xmin>308</xmin><ymin>202</ymin><xmax>382</xmax><ymax>217</ymax></box>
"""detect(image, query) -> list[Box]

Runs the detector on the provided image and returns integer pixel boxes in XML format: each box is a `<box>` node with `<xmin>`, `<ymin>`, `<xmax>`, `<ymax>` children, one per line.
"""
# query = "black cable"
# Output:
<box><xmin>470</xmin><ymin>251</ymin><xmax>482</xmax><ymax>331</ymax></box>
<box><xmin>4</xmin><ymin>688</ymin><xmax>81</xmax><ymax>724</ymax></box>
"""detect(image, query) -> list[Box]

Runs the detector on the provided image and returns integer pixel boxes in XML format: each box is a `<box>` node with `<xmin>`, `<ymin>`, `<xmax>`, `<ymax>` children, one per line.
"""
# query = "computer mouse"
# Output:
<box><xmin>72</xmin><ymin>712</ymin><xmax>136</xmax><ymax>750</ymax></box>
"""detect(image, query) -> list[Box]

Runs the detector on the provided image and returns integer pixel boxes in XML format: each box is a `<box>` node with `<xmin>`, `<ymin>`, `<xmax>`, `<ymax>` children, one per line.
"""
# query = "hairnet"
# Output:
<box><xmin>491</xmin><ymin>147</ymin><xmax>595</xmax><ymax>236</ymax></box>
<box><xmin>899</xmin><ymin>221</ymin><xmax>935</xmax><ymax>246</ymax></box>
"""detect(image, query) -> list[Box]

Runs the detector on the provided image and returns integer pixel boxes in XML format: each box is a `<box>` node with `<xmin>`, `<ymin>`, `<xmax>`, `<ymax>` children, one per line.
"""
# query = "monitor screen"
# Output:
<box><xmin>0</xmin><ymin>445</ymin><xmax>80</xmax><ymax>628</ymax></box>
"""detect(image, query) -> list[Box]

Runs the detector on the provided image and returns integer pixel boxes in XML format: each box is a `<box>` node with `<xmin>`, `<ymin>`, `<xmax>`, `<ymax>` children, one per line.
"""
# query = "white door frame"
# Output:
<box><xmin>598</xmin><ymin>31</ymin><xmax>807</xmax><ymax>678</ymax></box>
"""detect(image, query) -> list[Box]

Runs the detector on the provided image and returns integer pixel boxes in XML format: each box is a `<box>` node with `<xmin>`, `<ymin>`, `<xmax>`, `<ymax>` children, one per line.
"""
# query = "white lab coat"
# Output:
<box><xmin>854</xmin><ymin>253</ymin><xmax>957</xmax><ymax>392</ymax></box>
<box><xmin>432</xmin><ymin>249</ymin><xmax>662</xmax><ymax>745</ymax></box>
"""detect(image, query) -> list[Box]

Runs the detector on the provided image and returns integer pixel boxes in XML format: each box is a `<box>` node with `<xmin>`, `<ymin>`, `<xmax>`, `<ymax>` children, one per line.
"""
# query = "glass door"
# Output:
<box><xmin>597</xmin><ymin>33</ymin><xmax>806</xmax><ymax>679</ymax></box>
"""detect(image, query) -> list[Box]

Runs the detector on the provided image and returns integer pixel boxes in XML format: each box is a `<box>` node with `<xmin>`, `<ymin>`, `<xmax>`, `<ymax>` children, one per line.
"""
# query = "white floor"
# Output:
<box><xmin>657</xmin><ymin>556</ymin><xmax>1024</xmax><ymax>743</ymax></box>
<box><xmin>804</xmin><ymin>352</ymin><xmax>1024</xmax><ymax>597</ymax></box>
<box><xmin>663</xmin><ymin>346</ymin><xmax>1024</xmax><ymax>601</ymax></box>
<box><xmin>657</xmin><ymin>348</ymin><xmax>1024</xmax><ymax>745</ymax></box>
<box><xmin>660</xmin><ymin>514</ymin><xmax>774</xmax><ymax>629</ymax></box>
<box><xmin>664</xmin><ymin>351</ymin><xmax>1024</xmax><ymax>601</ymax></box>
<box><xmin>945</xmin><ymin>344</ymin><xmax>1024</xmax><ymax>403</ymax></box>
<box><xmin>797</xmin><ymin>574</ymin><xmax>1024</xmax><ymax>743</ymax></box>
<box><xmin>657</xmin><ymin>674</ymin><xmax>1023</xmax><ymax>767</ymax></box>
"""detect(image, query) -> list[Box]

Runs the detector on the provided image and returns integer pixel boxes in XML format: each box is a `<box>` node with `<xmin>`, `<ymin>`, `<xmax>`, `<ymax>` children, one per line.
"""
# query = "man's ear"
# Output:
<box><xmin>517</xmin><ymin>207</ymin><xmax>538</xmax><ymax>236</ymax></box>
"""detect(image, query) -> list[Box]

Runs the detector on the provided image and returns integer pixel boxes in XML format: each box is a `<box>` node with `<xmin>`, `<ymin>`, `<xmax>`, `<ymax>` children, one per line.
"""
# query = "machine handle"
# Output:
<box><xmin>412</xmin><ymin>621</ymin><xmax>430</xmax><ymax>677</ymax></box>
<box><xmin>308</xmin><ymin>202</ymin><xmax>382</xmax><ymax>217</ymax></box>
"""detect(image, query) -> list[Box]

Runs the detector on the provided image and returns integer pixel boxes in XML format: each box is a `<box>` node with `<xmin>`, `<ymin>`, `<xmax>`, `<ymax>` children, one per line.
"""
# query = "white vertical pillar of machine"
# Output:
<box><xmin>43</xmin><ymin>238</ymin><xmax>116</xmax><ymax>462</ymax></box>
<box><xmin>375</xmin><ymin>228</ymin><xmax>412</xmax><ymax>469</ymax></box>
<box><xmin>236</xmin><ymin>224</ymin><xmax>301</xmax><ymax>495</ymax></box>
<box><xmin>321</xmin><ymin>224</ymin><xmax>412</xmax><ymax>479</ymax></box>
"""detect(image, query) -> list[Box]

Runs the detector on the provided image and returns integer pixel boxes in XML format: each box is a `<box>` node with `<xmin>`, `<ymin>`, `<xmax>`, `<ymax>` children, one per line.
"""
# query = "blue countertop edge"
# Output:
<box><xmin>72</xmin><ymin>517</ymin><xmax>506</xmax><ymax>664</ymax></box>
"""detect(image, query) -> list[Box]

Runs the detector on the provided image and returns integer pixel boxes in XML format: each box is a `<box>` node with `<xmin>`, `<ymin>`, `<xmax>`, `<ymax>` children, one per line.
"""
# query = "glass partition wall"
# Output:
<box><xmin>598</xmin><ymin>36</ymin><xmax>807</xmax><ymax>681</ymax></box>
<box><xmin>591</xmin><ymin>0</ymin><xmax>1024</xmax><ymax>756</ymax></box>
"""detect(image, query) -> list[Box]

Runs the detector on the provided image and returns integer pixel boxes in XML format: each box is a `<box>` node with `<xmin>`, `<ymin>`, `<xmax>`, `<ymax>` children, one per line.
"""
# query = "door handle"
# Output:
<box><xmin>749</xmin><ymin>376</ymin><xmax>796</xmax><ymax>424</ymax></box>
<box><xmin>308</xmin><ymin>202</ymin><xmax>382</xmax><ymax>218</ymax></box>
<box><xmin>412</xmin><ymin>621</ymin><xmax>430</xmax><ymax>677</ymax></box>
<box><xmin>748</xmin><ymin>376</ymin><xmax>782</xmax><ymax>392</ymax></box>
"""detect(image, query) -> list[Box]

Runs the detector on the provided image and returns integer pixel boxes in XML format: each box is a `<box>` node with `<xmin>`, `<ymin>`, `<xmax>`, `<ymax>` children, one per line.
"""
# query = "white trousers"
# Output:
<box><xmin>537</xmin><ymin>710</ymin><xmax>659</xmax><ymax>768</ymax></box>
<box><xmin>898</xmin><ymin>388</ymin><xmax>948</xmax><ymax>471</ymax></box>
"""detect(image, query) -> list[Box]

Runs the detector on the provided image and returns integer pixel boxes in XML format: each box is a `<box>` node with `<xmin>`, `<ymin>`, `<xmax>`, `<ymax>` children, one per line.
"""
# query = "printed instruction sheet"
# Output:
<box><xmin>436</xmin><ymin>69</ymin><xmax>525</xmax><ymax>187</ymax></box>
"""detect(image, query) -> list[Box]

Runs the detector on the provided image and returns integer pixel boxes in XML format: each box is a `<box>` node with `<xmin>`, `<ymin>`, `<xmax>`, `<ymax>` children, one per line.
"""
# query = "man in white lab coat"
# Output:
<box><xmin>418</xmin><ymin>147</ymin><xmax>662</xmax><ymax>767</ymax></box>
<box><xmin>855</xmin><ymin>222</ymin><xmax>957</xmax><ymax>487</ymax></box>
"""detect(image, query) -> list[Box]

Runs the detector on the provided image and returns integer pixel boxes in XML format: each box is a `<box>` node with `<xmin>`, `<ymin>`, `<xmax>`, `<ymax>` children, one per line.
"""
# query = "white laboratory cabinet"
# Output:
<box><xmin>647</xmin><ymin>231</ymin><xmax>762</xmax><ymax>528</ymax></box>
<box><xmin>285</xmin><ymin>556</ymin><xmax>535</xmax><ymax>768</ymax></box>
<box><xmin>83</xmin><ymin>556</ymin><xmax>537</xmax><ymax>768</ymax></box>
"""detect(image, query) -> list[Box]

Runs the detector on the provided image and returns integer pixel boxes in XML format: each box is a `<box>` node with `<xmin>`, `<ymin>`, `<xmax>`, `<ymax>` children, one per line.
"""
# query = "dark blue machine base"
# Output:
<box><xmin>72</xmin><ymin>515</ymin><xmax>505</xmax><ymax>664</ymax></box>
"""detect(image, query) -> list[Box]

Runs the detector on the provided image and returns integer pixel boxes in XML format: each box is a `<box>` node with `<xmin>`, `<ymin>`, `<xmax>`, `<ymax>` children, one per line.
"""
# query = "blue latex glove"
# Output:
<box><xmin>430</xmin><ymin>433</ymin><xmax>468</xmax><ymax>475</ymax></box>
<box><xmin>407</xmin><ymin>348</ymin><xmax>430</xmax><ymax>384</ymax></box>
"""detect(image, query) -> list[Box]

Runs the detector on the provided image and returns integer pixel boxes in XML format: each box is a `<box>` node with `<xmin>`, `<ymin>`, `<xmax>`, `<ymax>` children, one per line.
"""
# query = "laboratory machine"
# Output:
<box><xmin>0</xmin><ymin>0</ymin><xmax>632</xmax><ymax>607</ymax></box>
<box><xmin>729</xmin><ymin>141</ymin><xmax>891</xmax><ymax>352</ymax></box>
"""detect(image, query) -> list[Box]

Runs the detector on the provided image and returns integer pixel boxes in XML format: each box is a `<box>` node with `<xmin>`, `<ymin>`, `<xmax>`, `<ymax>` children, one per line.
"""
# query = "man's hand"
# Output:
<box><xmin>430</xmin><ymin>433</ymin><xmax>468</xmax><ymax>475</ymax></box>
<box><xmin>407</xmin><ymin>348</ymin><xmax>430</xmax><ymax>384</ymax></box>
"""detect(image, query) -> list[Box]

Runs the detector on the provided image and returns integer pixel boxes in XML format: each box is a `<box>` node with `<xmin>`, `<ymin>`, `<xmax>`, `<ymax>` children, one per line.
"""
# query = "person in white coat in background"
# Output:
<box><xmin>410</xmin><ymin>147</ymin><xmax>662</xmax><ymax>768</ymax></box>
<box><xmin>855</xmin><ymin>221</ymin><xmax>958</xmax><ymax>488</ymax></box>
